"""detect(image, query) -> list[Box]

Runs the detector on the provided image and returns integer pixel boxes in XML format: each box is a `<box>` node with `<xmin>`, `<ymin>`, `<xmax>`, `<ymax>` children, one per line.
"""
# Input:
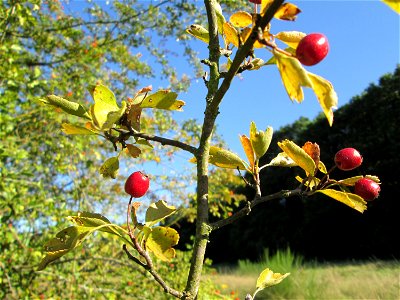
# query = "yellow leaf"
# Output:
<box><xmin>254</xmin><ymin>267</ymin><xmax>290</xmax><ymax>297</ymax></box>
<box><xmin>141</xmin><ymin>90</ymin><xmax>185</xmax><ymax>111</ymax></box>
<box><xmin>230</xmin><ymin>11</ymin><xmax>252</xmax><ymax>28</ymax></box>
<box><xmin>318</xmin><ymin>161</ymin><xmax>328</xmax><ymax>174</ymax></box>
<box><xmin>274</xmin><ymin>3</ymin><xmax>301</xmax><ymax>21</ymax></box>
<box><xmin>261</xmin><ymin>0</ymin><xmax>274</xmax><ymax>14</ymax></box>
<box><xmin>382</xmin><ymin>0</ymin><xmax>400</xmax><ymax>13</ymax></box>
<box><xmin>145</xmin><ymin>200</ymin><xmax>177</xmax><ymax>227</ymax></box>
<box><xmin>278</xmin><ymin>139</ymin><xmax>315</xmax><ymax>175</ymax></box>
<box><xmin>250</xmin><ymin>122</ymin><xmax>273</xmax><ymax>159</ymax></box>
<box><xmin>186</xmin><ymin>24</ymin><xmax>209</xmax><ymax>44</ymax></box>
<box><xmin>61</xmin><ymin>123</ymin><xmax>97</xmax><ymax>135</ymax></box>
<box><xmin>307</xmin><ymin>72</ymin><xmax>338</xmax><ymax>126</ymax></box>
<box><xmin>239</xmin><ymin>135</ymin><xmax>255</xmax><ymax>171</ymax></box>
<box><xmin>189</xmin><ymin>146</ymin><xmax>247</xmax><ymax>170</ymax></box>
<box><xmin>274</xmin><ymin>50</ymin><xmax>313</xmax><ymax>102</ymax></box>
<box><xmin>146</xmin><ymin>226</ymin><xmax>179</xmax><ymax>261</ymax></box>
<box><xmin>317</xmin><ymin>189</ymin><xmax>367</xmax><ymax>213</ymax></box>
<box><xmin>275</xmin><ymin>31</ymin><xmax>306</xmax><ymax>49</ymax></box>
<box><xmin>223</xmin><ymin>22</ymin><xmax>239</xmax><ymax>48</ymax></box>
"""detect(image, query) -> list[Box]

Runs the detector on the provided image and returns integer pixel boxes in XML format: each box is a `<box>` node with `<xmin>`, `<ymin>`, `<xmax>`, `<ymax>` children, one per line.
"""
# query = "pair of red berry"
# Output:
<box><xmin>334</xmin><ymin>148</ymin><xmax>381</xmax><ymax>201</ymax></box>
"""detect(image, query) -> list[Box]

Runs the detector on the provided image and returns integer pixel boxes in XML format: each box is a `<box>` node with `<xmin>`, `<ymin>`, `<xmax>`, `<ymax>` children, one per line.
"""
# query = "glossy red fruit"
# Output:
<box><xmin>296</xmin><ymin>33</ymin><xmax>329</xmax><ymax>66</ymax></box>
<box><xmin>354</xmin><ymin>178</ymin><xmax>380</xmax><ymax>201</ymax></box>
<box><xmin>124</xmin><ymin>171</ymin><xmax>150</xmax><ymax>198</ymax></box>
<box><xmin>334</xmin><ymin>148</ymin><xmax>363</xmax><ymax>171</ymax></box>
<box><xmin>249</xmin><ymin>0</ymin><xmax>262</xmax><ymax>4</ymax></box>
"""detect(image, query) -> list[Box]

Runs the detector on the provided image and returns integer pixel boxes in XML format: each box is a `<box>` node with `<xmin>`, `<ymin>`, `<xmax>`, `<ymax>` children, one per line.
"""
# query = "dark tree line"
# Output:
<box><xmin>206</xmin><ymin>66</ymin><xmax>400</xmax><ymax>263</ymax></box>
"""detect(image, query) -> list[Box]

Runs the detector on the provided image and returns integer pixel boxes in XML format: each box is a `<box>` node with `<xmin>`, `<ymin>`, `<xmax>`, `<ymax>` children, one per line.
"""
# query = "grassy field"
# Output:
<box><xmin>210</xmin><ymin>249</ymin><xmax>400</xmax><ymax>299</ymax></box>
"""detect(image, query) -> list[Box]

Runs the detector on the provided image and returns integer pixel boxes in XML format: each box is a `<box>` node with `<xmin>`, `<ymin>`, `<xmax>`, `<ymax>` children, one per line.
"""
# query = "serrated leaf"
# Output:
<box><xmin>39</xmin><ymin>95</ymin><xmax>91</xmax><ymax>119</ymax></box>
<box><xmin>317</xmin><ymin>189</ymin><xmax>367</xmax><ymax>213</ymax></box>
<box><xmin>275</xmin><ymin>31</ymin><xmax>306</xmax><ymax>49</ymax></box>
<box><xmin>254</xmin><ymin>268</ymin><xmax>290</xmax><ymax>297</ymax></box>
<box><xmin>189</xmin><ymin>146</ymin><xmax>247</xmax><ymax>170</ymax></box>
<box><xmin>186</xmin><ymin>24</ymin><xmax>209</xmax><ymax>44</ymax></box>
<box><xmin>99</xmin><ymin>156</ymin><xmax>119</xmax><ymax>179</ymax></box>
<box><xmin>250</xmin><ymin>122</ymin><xmax>273</xmax><ymax>159</ymax></box>
<box><xmin>223</xmin><ymin>22</ymin><xmax>239</xmax><ymax>48</ymax></box>
<box><xmin>267</xmin><ymin>152</ymin><xmax>297</xmax><ymax>167</ymax></box>
<box><xmin>146</xmin><ymin>226</ymin><xmax>179</xmax><ymax>261</ymax></box>
<box><xmin>126</xmin><ymin>144</ymin><xmax>141</xmax><ymax>158</ymax></box>
<box><xmin>230</xmin><ymin>11</ymin><xmax>252</xmax><ymax>28</ymax></box>
<box><xmin>145</xmin><ymin>200</ymin><xmax>177</xmax><ymax>227</ymax></box>
<box><xmin>382</xmin><ymin>0</ymin><xmax>400</xmax><ymax>13</ymax></box>
<box><xmin>278</xmin><ymin>139</ymin><xmax>315</xmax><ymax>175</ymax></box>
<box><xmin>274</xmin><ymin>2</ymin><xmax>301</xmax><ymax>21</ymax></box>
<box><xmin>239</xmin><ymin>135</ymin><xmax>255</xmax><ymax>171</ymax></box>
<box><xmin>89</xmin><ymin>84</ymin><xmax>126</xmax><ymax>130</ymax></box>
<box><xmin>308</xmin><ymin>72</ymin><xmax>338</xmax><ymax>126</ymax></box>
<box><xmin>274</xmin><ymin>50</ymin><xmax>313</xmax><ymax>102</ymax></box>
<box><xmin>140</xmin><ymin>90</ymin><xmax>185</xmax><ymax>111</ymax></box>
<box><xmin>61</xmin><ymin>123</ymin><xmax>97</xmax><ymax>135</ymax></box>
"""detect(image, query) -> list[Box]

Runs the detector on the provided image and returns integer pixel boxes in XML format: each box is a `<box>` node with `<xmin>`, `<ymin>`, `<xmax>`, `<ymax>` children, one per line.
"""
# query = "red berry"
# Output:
<box><xmin>249</xmin><ymin>0</ymin><xmax>262</xmax><ymax>4</ymax></box>
<box><xmin>296</xmin><ymin>33</ymin><xmax>329</xmax><ymax>66</ymax></box>
<box><xmin>334</xmin><ymin>148</ymin><xmax>363</xmax><ymax>171</ymax></box>
<box><xmin>124</xmin><ymin>171</ymin><xmax>150</xmax><ymax>198</ymax></box>
<box><xmin>354</xmin><ymin>178</ymin><xmax>381</xmax><ymax>201</ymax></box>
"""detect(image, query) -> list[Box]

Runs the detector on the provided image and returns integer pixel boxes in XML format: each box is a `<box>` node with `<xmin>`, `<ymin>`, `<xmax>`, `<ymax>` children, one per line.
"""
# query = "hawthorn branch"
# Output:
<box><xmin>210</xmin><ymin>188</ymin><xmax>302</xmax><ymax>230</ymax></box>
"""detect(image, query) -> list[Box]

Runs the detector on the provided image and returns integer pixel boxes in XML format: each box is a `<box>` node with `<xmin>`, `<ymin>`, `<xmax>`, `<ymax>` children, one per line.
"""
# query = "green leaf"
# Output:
<box><xmin>61</xmin><ymin>123</ymin><xmax>98</xmax><ymax>135</ymax></box>
<box><xmin>39</xmin><ymin>95</ymin><xmax>91</xmax><ymax>119</ymax></box>
<box><xmin>140</xmin><ymin>90</ymin><xmax>185</xmax><ymax>111</ymax></box>
<box><xmin>317</xmin><ymin>189</ymin><xmax>367</xmax><ymax>213</ymax></box>
<box><xmin>89</xmin><ymin>84</ymin><xmax>126</xmax><ymax>130</ymax></box>
<box><xmin>308</xmin><ymin>72</ymin><xmax>338</xmax><ymax>126</ymax></box>
<box><xmin>277</xmin><ymin>139</ymin><xmax>315</xmax><ymax>174</ymax></box>
<box><xmin>145</xmin><ymin>200</ymin><xmax>177</xmax><ymax>227</ymax></box>
<box><xmin>186</xmin><ymin>24</ymin><xmax>210</xmax><ymax>44</ymax></box>
<box><xmin>214</xmin><ymin>1</ymin><xmax>226</xmax><ymax>34</ymax></box>
<box><xmin>250</xmin><ymin>122</ymin><xmax>273</xmax><ymax>159</ymax></box>
<box><xmin>99</xmin><ymin>156</ymin><xmax>119</xmax><ymax>179</ymax></box>
<box><xmin>253</xmin><ymin>268</ymin><xmax>290</xmax><ymax>298</ymax></box>
<box><xmin>146</xmin><ymin>226</ymin><xmax>179</xmax><ymax>261</ymax></box>
<box><xmin>273</xmin><ymin>50</ymin><xmax>313</xmax><ymax>103</ymax></box>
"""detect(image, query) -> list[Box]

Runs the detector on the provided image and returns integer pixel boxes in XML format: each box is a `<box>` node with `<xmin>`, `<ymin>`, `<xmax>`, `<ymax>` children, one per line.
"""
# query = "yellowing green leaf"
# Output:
<box><xmin>140</xmin><ymin>90</ymin><xmax>185</xmax><ymax>111</ymax></box>
<box><xmin>39</xmin><ymin>95</ymin><xmax>91</xmax><ymax>119</ymax></box>
<box><xmin>223</xmin><ymin>22</ymin><xmax>239</xmax><ymax>48</ymax></box>
<box><xmin>250</xmin><ymin>122</ymin><xmax>273</xmax><ymax>159</ymax></box>
<box><xmin>89</xmin><ymin>84</ymin><xmax>126</xmax><ymax>130</ymax></box>
<box><xmin>278</xmin><ymin>139</ymin><xmax>315</xmax><ymax>174</ymax></box>
<box><xmin>214</xmin><ymin>1</ymin><xmax>226</xmax><ymax>34</ymax></box>
<box><xmin>267</xmin><ymin>152</ymin><xmax>297</xmax><ymax>167</ymax></box>
<box><xmin>38</xmin><ymin>226</ymin><xmax>90</xmax><ymax>270</ymax></box>
<box><xmin>274</xmin><ymin>3</ymin><xmax>301</xmax><ymax>21</ymax></box>
<box><xmin>230</xmin><ymin>11</ymin><xmax>252</xmax><ymax>28</ymax></box>
<box><xmin>186</xmin><ymin>24</ymin><xmax>210</xmax><ymax>44</ymax></box>
<box><xmin>295</xmin><ymin>175</ymin><xmax>320</xmax><ymax>189</ymax></box>
<box><xmin>126</xmin><ymin>144</ymin><xmax>141</xmax><ymax>158</ymax></box>
<box><xmin>253</xmin><ymin>268</ymin><xmax>290</xmax><ymax>298</ymax></box>
<box><xmin>275</xmin><ymin>31</ymin><xmax>306</xmax><ymax>49</ymax></box>
<box><xmin>189</xmin><ymin>146</ymin><xmax>247</xmax><ymax>170</ymax></box>
<box><xmin>67</xmin><ymin>212</ymin><xmax>125</xmax><ymax>237</ymax></box>
<box><xmin>239</xmin><ymin>134</ymin><xmax>255</xmax><ymax>171</ymax></box>
<box><xmin>146</xmin><ymin>226</ymin><xmax>179</xmax><ymax>261</ymax></box>
<box><xmin>274</xmin><ymin>50</ymin><xmax>313</xmax><ymax>102</ymax></box>
<box><xmin>318</xmin><ymin>161</ymin><xmax>328</xmax><ymax>174</ymax></box>
<box><xmin>382</xmin><ymin>0</ymin><xmax>400</xmax><ymax>13</ymax></box>
<box><xmin>308</xmin><ymin>72</ymin><xmax>338</xmax><ymax>126</ymax></box>
<box><xmin>61</xmin><ymin>123</ymin><xmax>97</xmax><ymax>135</ymax></box>
<box><xmin>99</xmin><ymin>156</ymin><xmax>119</xmax><ymax>179</ymax></box>
<box><xmin>317</xmin><ymin>189</ymin><xmax>367</xmax><ymax>213</ymax></box>
<box><xmin>338</xmin><ymin>176</ymin><xmax>364</xmax><ymax>186</ymax></box>
<box><xmin>145</xmin><ymin>200</ymin><xmax>177</xmax><ymax>227</ymax></box>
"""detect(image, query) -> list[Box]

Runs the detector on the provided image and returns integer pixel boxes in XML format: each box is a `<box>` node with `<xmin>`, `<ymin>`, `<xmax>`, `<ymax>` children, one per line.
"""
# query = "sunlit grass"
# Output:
<box><xmin>212</xmin><ymin>249</ymin><xmax>400</xmax><ymax>299</ymax></box>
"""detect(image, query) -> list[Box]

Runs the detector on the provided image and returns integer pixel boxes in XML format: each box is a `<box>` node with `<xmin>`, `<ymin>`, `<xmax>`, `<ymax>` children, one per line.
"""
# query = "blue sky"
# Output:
<box><xmin>168</xmin><ymin>1</ymin><xmax>399</xmax><ymax>159</ymax></box>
